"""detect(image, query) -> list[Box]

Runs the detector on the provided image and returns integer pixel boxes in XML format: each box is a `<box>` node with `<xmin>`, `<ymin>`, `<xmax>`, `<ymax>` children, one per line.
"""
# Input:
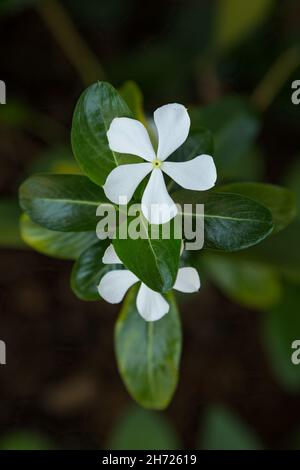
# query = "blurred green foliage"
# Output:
<box><xmin>200</xmin><ymin>406</ymin><xmax>262</xmax><ymax>450</ymax></box>
<box><xmin>214</xmin><ymin>0</ymin><xmax>275</xmax><ymax>54</ymax></box>
<box><xmin>108</xmin><ymin>406</ymin><xmax>180</xmax><ymax>450</ymax></box>
<box><xmin>263</xmin><ymin>283</ymin><xmax>300</xmax><ymax>392</ymax></box>
<box><xmin>0</xmin><ymin>431</ymin><xmax>53</xmax><ymax>450</ymax></box>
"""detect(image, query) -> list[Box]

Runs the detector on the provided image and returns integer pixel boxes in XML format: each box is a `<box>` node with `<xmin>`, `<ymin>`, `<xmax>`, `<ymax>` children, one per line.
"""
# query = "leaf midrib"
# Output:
<box><xmin>179</xmin><ymin>210</ymin><xmax>270</xmax><ymax>224</ymax></box>
<box><xmin>30</xmin><ymin>197</ymin><xmax>101</xmax><ymax>206</ymax></box>
<box><xmin>140</xmin><ymin>216</ymin><xmax>164</xmax><ymax>288</ymax></box>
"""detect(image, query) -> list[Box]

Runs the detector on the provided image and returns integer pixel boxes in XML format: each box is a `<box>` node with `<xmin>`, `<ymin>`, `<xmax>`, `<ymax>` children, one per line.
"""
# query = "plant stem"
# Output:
<box><xmin>36</xmin><ymin>0</ymin><xmax>105</xmax><ymax>86</ymax></box>
<box><xmin>251</xmin><ymin>46</ymin><xmax>300</xmax><ymax>112</ymax></box>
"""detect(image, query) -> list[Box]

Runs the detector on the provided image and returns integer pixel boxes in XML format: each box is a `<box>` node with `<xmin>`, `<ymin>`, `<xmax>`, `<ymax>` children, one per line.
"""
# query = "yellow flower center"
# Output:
<box><xmin>152</xmin><ymin>159</ymin><xmax>162</xmax><ymax>168</ymax></box>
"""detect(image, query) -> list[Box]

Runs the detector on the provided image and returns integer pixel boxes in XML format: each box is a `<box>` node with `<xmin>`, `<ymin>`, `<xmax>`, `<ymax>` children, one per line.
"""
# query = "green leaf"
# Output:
<box><xmin>20</xmin><ymin>214</ymin><xmax>97</xmax><ymax>260</ymax></box>
<box><xmin>262</xmin><ymin>282</ymin><xmax>300</xmax><ymax>392</ymax></box>
<box><xmin>202</xmin><ymin>252</ymin><xmax>281</xmax><ymax>310</ymax></box>
<box><xmin>216</xmin><ymin>182</ymin><xmax>297</xmax><ymax>233</ymax></box>
<box><xmin>108</xmin><ymin>406</ymin><xmax>180</xmax><ymax>450</ymax></box>
<box><xmin>71</xmin><ymin>240</ymin><xmax>116</xmax><ymax>300</ymax></box>
<box><xmin>113</xmin><ymin>216</ymin><xmax>181</xmax><ymax>293</ymax></box>
<box><xmin>173</xmin><ymin>190</ymin><xmax>273</xmax><ymax>251</ymax></box>
<box><xmin>0</xmin><ymin>431</ymin><xmax>53</xmax><ymax>450</ymax></box>
<box><xmin>19</xmin><ymin>174</ymin><xmax>108</xmax><ymax>232</ymax></box>
<box><xmin>214</xmin><ymin>0</ymin><xmax>274</xmax><ymax>52</ymax></box>
<box><xmin>200</xmin><ymin>406</ymin><xmax>262</xmax><ymax>450</ymax></box>
<box><xmin>190</xmin><ymin>96</ymin><xmax>261</xmax><ymax>182</ymax></box>
<box><xmin>0</xmin><ymin>199</ymin><xmax>24</xmax><ymax>248</ymax></box>
<box><xmin>71</xmin><ymin>81</ymin><xmax>134</xmax><ymax>187</ymax></box>
<box><xmin>115</xmin><ymin>289</ymin><xmax>181</xmax><ymax>409</ymax></box>
<box><xmin>119</xmin><ymin>80</ymin><xmax>146</xmax><ymax>125</ymax></box>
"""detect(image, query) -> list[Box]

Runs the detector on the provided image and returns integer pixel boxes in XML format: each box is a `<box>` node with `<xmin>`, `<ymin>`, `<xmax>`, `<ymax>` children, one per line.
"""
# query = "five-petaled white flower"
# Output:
<box><xmin>98</xmin><ymin>244</ymin><xmax>200</xmax><ymax>322</ymax></box>
<box><xmin>103</xmin><ymin>103</ymin><xmax>217</xmax><ymax>224</ymax></box>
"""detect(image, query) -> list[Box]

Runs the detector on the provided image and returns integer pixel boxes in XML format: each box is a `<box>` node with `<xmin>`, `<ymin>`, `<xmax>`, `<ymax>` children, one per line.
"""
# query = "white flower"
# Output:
<box><xmin>103</xmin><ymin>103</ymin><xmax>217</xmax><ymax>224</ymax></box>
<box><xmin>98</xmin><ymin>244</ymin><xmax>200</xmax><ymax>322</ymax></box>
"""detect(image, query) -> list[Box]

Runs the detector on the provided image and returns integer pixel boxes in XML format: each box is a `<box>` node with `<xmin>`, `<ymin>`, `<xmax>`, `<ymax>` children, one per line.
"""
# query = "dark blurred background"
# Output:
<box><xmin>0</xmin><ymin>0</ymin><xmax>300</xmax><ymax>450</ymax></box>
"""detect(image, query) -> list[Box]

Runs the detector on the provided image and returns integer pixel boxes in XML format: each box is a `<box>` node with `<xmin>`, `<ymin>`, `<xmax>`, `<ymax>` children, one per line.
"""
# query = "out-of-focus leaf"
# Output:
<box><xmin>71</xmin><ymin>240</ymin><xmax>117</xmax><ymax>300</ymax></box>
<box><xmin>284</xmin><ymin>157</ymin><xmax>300</xmax><ymax>221</ymax></box>
<box><xmin>200</xmin><ymin>406</ymin><xmax>262</xmax><ymax>450</ymax></box>
<box><xmin>119</xmin><ymin>81</ymin><xmax>146</xmax><ymax>125</ymax></box>
<box><xmin>113</xmin><ymin>216</ymin><xmax>181</xmax><ymax>293</ymax></box>
<box><xmin>108</xmin><ymin>406</ymin><xmax>180</xmax><ymax>450</ymax></box>
<box><xmin>29</xmin><ymin>147</ymin><xmax>80</xmax><ymax>175</ymax></box>
<box><xmin>214</xmin><ymin>0</ymin><xmax>274</xmax><ymax>53</ymax></box>
<box><xmin>0</xmin><ymin>0</ymin><xmax>36</xmax><ymax>15</ymax></box>
<box><xmin>173</xmin><ymin>190</ymin><xmax>273</xmax><ymax>251</ymax></box>
<box><xmin>115</xmin><ymin>289</ymin><xmax>181</xmax><ymax>410</ymax></box>
<box><xmin>0</xmin><ymin>101</ymin><xmax>64</xmax><ymax>141</ymax></box>
<box><xmin>71</xmin><ymin>81</ymin><xmax>136</xmax><ymax>187</ymax></box>
<box><xmin>20</xmin><ymin>214</ymin><xmax>97</xmax><ymax>260</ymax></box>
<box><xmin>0</xmin><ymin>431</ymin><xmax>53</xmax><ymax>450</ymax></box>
<box><xmin>202</xmin><ymin>253</ymin><xmax>281</xmax><ymax>310</ymax></box>
<box><xmin>190</xmin><ymin>97</ymin><xmax>261</xmax><ymax>182</ymax></box>
<box><xmin>217</xmin><ymin>182</ymin><xmax>297</xmax><ymax>233</ymax></box>
<box><xmin>263</xmin><ymin>282</ymin><xmax>300</xmax><ymax>392</ymax></box>
<box><xmin>19</xmin><ymin>174</ymin><xmax>108</xmax><ymax>232</ymax></box>
<box><xmin>231</xmin><ymin>221</ymin><xmax>300</xmax><ymax>283</ymax></box>
<box><xmin>0</xmin><ymin>199</ymin><xmax>24</xmax><ymax>248</ymax></box>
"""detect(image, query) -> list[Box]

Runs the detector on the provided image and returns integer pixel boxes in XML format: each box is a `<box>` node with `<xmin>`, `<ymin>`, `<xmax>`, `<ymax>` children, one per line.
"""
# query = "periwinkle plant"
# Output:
<box><xmin>19</xmin><ymin>81</ymin><xmax>294</xmax><ymax>408</ymax></box>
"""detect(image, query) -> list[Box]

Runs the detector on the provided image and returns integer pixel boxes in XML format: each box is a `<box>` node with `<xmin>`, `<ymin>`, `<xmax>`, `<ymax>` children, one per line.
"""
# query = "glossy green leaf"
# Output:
<box><xmin>19</xmin><ymin>174</ymin><xmax>109</xmax><ymax>232</ymax></box>
<box><xmin>214</xmin><ymin>0</ymin><xmax>274</xmax><ymax>52</ymax></box>
<box><xmin>217</xmin><ymin>182</ymin><xmax>297</xmax><ymax>233</ymax></box>
<box><xmin>108</xmin><ymin>406</ymin><xmax>180</xmax><ymax>450</ymax></box>
<box><xmin>200</xmin><ymin>406</ymin><xmax>262</xmax><ymax>450</ymax></box>
<box><xmin>263</xmin><ymin>282</ymin><xmax>300</xmax><ymax>392</ymax></box>
<box><xmin>173</xmin><ymin>190</ymin><xmax>273</xmax><ymax>251</ymax></box>
<box><xmin>115</xmin><ymin>289</ymin><xmax>181</xmax><ymax>409</ymax></box>
<box><xmin>113</xmin><ymin>216</ymin><xmax>181</xmax><ymax>293</ymax></box>
<box><xmin>202</xmin><ymin>252</ymin><xmax>281</xmax><ymax>310</ymax></box>
<box><xmin>0</xmin><ymin>199</ymin><xmax>24</xmax><ymax>248</ymax></box>
<box><xmin>71</xmin><ymin>81</ymin><xmax>133</xmax><ymax>187</ymax></box>
<box><xmin>20</xmin><ymin>214</ymin><xmax>97</xmax><ymax>260</ymax></box>
<box><xmin>71</xmin><ymin>240</ymin><xmax>116</xmax><ymax>300</ymax></box>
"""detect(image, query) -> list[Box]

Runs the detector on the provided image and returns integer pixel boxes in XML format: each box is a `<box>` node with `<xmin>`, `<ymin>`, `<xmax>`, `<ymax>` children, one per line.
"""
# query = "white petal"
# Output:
<box><xmin>102</xmin><ymin>244</ymin><xmax>122</xmax><ymax>264</ymax></box>
<box><xmin>136</xmin><ymin>283</ymin><xmax>169</xmax><ymax>321</ymax></box>
<box><xmin>107</xmin><ymin>117</ymin><xmax>156</xmax><ymax>161</ymax></box>
<box><xmin>103</xmin><ymin>162</ymin><xmax>152</xmax><ymax>204</ymax></box>
<box><xmin>173</xmin><ymin>267</ymin><xmax>200</xmax><ymax>293</ymax></box>
<box><xmin>154</xmin><ymin>103</ymin><xmax>190</xmax><ymax>160</ymax></box>
<box><xmin>141</xmin><ymin>169</ymin><xmax>178</xmax><ymax>224</ymax></box>
<box><xmin>163</xmin><ymin>155</ymin><xmax>217</xmax><ymax>190</ymax></box>
<box><xmin>98</xmin><ymin>270</ymin><xmax>138</xmax><ymax>303</ymax></box>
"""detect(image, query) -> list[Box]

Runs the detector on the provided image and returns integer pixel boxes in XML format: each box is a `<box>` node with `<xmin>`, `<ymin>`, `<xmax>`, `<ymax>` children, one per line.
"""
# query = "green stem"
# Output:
<box><xmin>36</xmin><ymin>0</ymin><xmax>105</xmax><ymax>86</ymax></box>
<box><xmin>251</xmin><ymin>46</ymin><xmax>300</xmax><ymax>112</ymax></box>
